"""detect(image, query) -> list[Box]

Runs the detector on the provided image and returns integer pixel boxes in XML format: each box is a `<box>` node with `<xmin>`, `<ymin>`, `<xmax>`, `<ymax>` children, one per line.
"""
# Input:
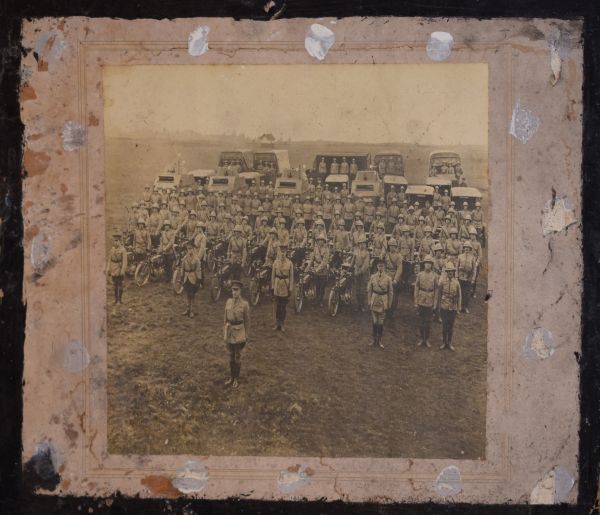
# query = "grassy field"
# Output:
<box><xmin>106</xmin><ymin>137</ymin><xmax>488</xmax><ymax>459</ymax></box>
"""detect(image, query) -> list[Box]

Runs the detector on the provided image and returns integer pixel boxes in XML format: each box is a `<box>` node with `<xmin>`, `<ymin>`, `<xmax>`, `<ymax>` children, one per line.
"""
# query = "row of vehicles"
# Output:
<box><xmin>153</xmin><ymin>149</ymin><xmax>470</xmax><ymax>197</ymax></box>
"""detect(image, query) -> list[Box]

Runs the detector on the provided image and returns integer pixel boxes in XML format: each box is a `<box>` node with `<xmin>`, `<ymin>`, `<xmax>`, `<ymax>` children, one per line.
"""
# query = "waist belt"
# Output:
<box><xmin>275</xmin><ymin>274</ymin><xmax>288</xmax><ymax>279</ymax></box>
<box><xmin>373</xmin><ymin>289</ymin><xmax>387</xmax><ymax>295</ymax></box>
<box><xmin>420</xmin><ymin>287</ymin><xmax>434</xmax><ymax>292</ymax></box>
<box><xmin>228</xmin><ymin>320</ymin><xmax>243</xmax><ymax>326</ymax></box>
<box><xmin>111</xmin><ymin>257</ymin><xmax>122</xmax><ymax>262</ymax></box>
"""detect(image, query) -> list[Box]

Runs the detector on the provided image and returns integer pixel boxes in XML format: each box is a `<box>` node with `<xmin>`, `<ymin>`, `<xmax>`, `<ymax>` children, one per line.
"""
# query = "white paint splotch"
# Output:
<box><xmin>61</xmin><ymin>121</ymin><xmax>86</xmax><ymax>151</ymax></box>
<box><xmin>434</xmin><ymin>465</ymin><xmax>462</xmax><ymax>497</ymax></box>
<box><xmin>530</xmin><ymin>466</ymin><xmax>575</xmax><ymax>504</ymax></box>
<box><xmin>31</xmin><ymin>233</ymin><xmax>55</xmax><ymax>275</ymax></box>
<box><xmin>542</xmin><ymin>196</ymin><xmax>577</xmax><ymax>236</ymax></box>
<box><xmin>305</xmin><ymin>24</ymin><xmax>335</xmax><ymax>61</ymax></box>
<box><xmin>188</xmin><ymin>26</ymin><xmax>210</xmax><ymax>57</ymax></box>
<box><xmin>426</xmin><ymin>32</ymin><xmax>454</xmax><ymax>61</ymax></box>
<box><xmin>524</xmin><ymin>327</ymin><xmax>556</xmax><ymax>360</ymax></box>
<box><xmin>34</xmin><ymin>29</ymin><xmax>66</xmax><ymax>73</ymax></box>
<box><xmin>31</xmin><ymin>440</ymin><xmax>63</xmax><ymax>479</ymax></box>
<box><xmin>277</xmin><ymin>464</ymin><xmax>313</xmax><ymax>493</ymax></box>
<box><xmin>62</xmin><ymin>340</ymin><xmax>90</xmax><ymax>373</ymax></box>
<box><xmin>547</xmin><ymin>29</ymin><xmax>573</xmax><ymax>86</ymax></box>
<box><xmin>510</xmin><ymin>100</ymin><xmax>540</xmax><ymax>144</ymax></box>
<box><xmin>172</xmin><ymin>460</ymin><xmax>210</xmax><ymax>494</ymax></box>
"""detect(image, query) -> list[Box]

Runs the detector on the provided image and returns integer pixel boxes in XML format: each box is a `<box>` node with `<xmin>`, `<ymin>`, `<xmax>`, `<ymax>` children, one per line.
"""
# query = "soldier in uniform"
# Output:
<box><xmin>318</xmin><ymin>157</ymin><xmax>327</xmax><ymax>176</ymax></box>
<box><xmin>363</xmin><ymin>198</ymin><xmax>375</xmax><ymax>232</ymax></box>
<box><xmin>291</xmin><ymin>217</ymin><xmax>308</xmax><ymax>248</ymax></box>
<box><xmin>142</xmin><ymin>185</ymin><xmax>152</xmax><ymax>203</ymax></box>
<box><xmin>271</xmin><ymin>242</ymin><xmax>294</xmax><ymax>332</ymax></box>
<box><xmin>436</xmin><ymin>261</ymin><xmax>461</xmax><ymax>350</ymax></box>
<box><xmin>340</xmin><ymin>156</ymin><xmax>349</xmax><ymax>175</ymax></box>
<box><xmin>343</xmin><ymin>196</ymin><xmax>355</xmax><ymax>230</ymax></box>
<box><xmin>223</xmin><ymin>280</ymin><xmax>250</xmax><ymax>389</ymax></box>
<box><xmin>419</xmin><ymin>226</ymin><xmax>436</xmax><ymax>259</ymax></box>
<box><xmin>352</xmin><ymin>234</ymin><xmax>370</xmax><ymax>312</ymax></box>
<box><xmin>264</xmin><ymin>227</ymin><xmax>279</xmax><ymax>265</ymax></box>
<box><xmin>384</xmin><ymin>238</ymin><xmax>403</xmax><ymax>317</ymax></box>
<box><xmin>180</xmin><ymin>240</ymin><xmax>203</xmax><ymax>318</ymax></box>
<box><xmin>367</xmin><ymin>258</ymin><xmax>394</xmax><ymax>348</ymax></box>
<box><xmin>386</xmin><ymin>198</ymin><xmax>400</xmax><ymax>233</ymax></box>
<box><xmin>349</xmin><ymin>158</ymin><xmax>358</xmax><ymax>176</ymax></box>
<box><xmin>330</xmin><ymin>157</ymin><xmax>340</xmax><ymax>175</ymax></box>
<box><xmin>456</xmin><ymin>241</ymin><xmax>477</xmax><ymax>313</ymax></box>
<box><xmin>159</xmin><ymin>220</ymin><xmax>176</xmax><ymax>282</ymax></box>
<box><xmin>377</xmin><ymin>158</ymin><xmax>386</xmax><ymax>177</ymax></box>
<box><xmin>108</xmin><ymin>233</ymin><xmax>128</xmax><ymax>305</ymax></box>
<box><xmin>445</xmin><ymin>227</ymin><xmax>462</xmax><ymax>263</ymax></box>
<box><xmin>227</xmin><ymin>225</ymin><xmax>247</xmax><ymax>281</ymax></box>
<box><xmin>307</xmin><ymin>234</ymin><xmax>330</xmax><ymax>305</ymax></box>
<box><xmin>133</xmin><ymin>218</ymin><xmax>151</xmax><ymax>262</ymax></box>
<box><xmin>414</xmin><ymin>255</ymin><xmax>437</xmax><ymax>347</ymax></box>
<box><xmin>371</xmin><ymin>222</ymin><xmax>388</xmax><ymax>261</ymax></box>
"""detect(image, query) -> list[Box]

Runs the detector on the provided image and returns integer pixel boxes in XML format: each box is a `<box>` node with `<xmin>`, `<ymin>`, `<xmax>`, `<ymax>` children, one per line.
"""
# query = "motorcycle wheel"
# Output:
<box><xmin>210</xmin><ymin>276</ymin><xmax>222</xmax><ymax>302</ymax></box>
<box><xmin>134</xmin><ymin>262</ymin><xmax>150</xmax><ymax>287</ymax></box>
<box><xmin>294</xmin><ymin>284</ymin><xmax>303</xmax><ymax>313</ymax></box>
<box><xmin>172</xmin><ymin>268</ymin><xmax>184</xmax><ymax>295</ymax></box>
<box><xmin>306</xmin><ymin>283</ymin><xmax>317</xmax><ymax>301</ymax></box>
<box><xmin>249</xmin><ymin>278</ymin><xmax>260</xmax><ymax>306</ymax></box>
<box><xmin>207</xmin><ymin>250</ymin><xmax>216</xmax><ymax>272</ymax></box>
<box><xmin>328</xmin><ymin>287</ymin><xmax>340</xmax><ymax>317</ymax></box>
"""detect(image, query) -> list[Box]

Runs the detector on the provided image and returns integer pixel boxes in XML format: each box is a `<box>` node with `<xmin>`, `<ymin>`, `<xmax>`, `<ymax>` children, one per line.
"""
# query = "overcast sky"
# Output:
<box><xmin>103</xmin><ymin>64</ymin><xmax>487</xmax><ymax>146</ymax></box>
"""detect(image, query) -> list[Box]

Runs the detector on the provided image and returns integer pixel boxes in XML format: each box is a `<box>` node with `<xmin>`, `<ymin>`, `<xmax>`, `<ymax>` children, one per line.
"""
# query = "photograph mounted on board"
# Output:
<box><xmin>104</xmin><ymin>63</ymin><xmax>488</xmax><ymax>458</ymax></box>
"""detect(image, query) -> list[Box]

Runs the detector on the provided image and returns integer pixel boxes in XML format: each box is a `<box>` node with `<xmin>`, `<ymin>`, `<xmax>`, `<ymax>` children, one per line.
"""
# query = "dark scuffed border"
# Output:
<box><xmin>1</xmin><ymin>1</ymin><xmax>598</xmax><ymax>514</ymax></box>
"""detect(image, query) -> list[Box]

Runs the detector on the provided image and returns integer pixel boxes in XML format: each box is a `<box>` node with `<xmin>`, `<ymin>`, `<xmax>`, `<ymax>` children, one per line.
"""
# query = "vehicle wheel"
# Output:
<box><xmin>207</xmin><ymin>250</ymin><xmax>216</xmax><ymax>272</ymax></box>
<box><xmin>328</xmin><ymin>288</ymin><xmax>340</xmax><ymax>317</ymax></box>
<box><xmin>294</xmin><ymin>284</ymin><xmax>303</xmax><ymax>313</ymax></box>
<box><xmin>210</xmin><ymin>276</ymin><xmax>222</xmax><ymax>302</ymax></box>
<box><xmin>134</xmin><ymin>262</ymin><xmax>150</xmax><ymax>286</ymax></box>
<box><xmin>172</xmin><ymin>268</ymin><xmax>184</xmax><ymax>295</ymax></box>
<box><xmin>244</xmin><ymin>261</ymin><xmax>253</xmax><ymax>277</ymax></box>
<box><xmin>306</xmin><ymin>283</ymin><xmax>317</xmax><ymax>301</ymax></box>
<box><xmin>344</xmin><ymin>282</ymin><xmax>354</xmax><ymax>304</ymax></box>
<box><xmin>249</xmin><ymin>278</ymin><xmax>260</xmax><ymax>306</ymax></box>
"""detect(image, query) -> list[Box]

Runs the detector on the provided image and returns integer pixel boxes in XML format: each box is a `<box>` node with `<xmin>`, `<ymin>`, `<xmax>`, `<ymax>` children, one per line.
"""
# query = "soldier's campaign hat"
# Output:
<box><xmin>422</xmin><ymin>254</ymin><xmax>434</xmax><ymax>264</ymax></box>
<box><xmin>445</xmin><ymin>214</ymin><xmax>451</xmax><ymax>220</ymax></box>
<box><xmin>269</xmin><ymin>227</ymin><xmax>278</xmax><ymax>234</ymax></box>
<box><xmin>391</xmin><ymin>198</ymin><xmax>398</xmax><ymax>203</ymax></box>
<box><xmin>315</xmin><ymin>219</ymin><xmax>325</xmax><ymax>226</ymax></box>
<box><xmin>209</xmin><ymin>211</ymin><xmax>216</xmax><ymax>217</ymax></box>
<box><xmin>137</xmin><ymin>218</ymin><xmax>146</xmax><ymax>225</ymax></box>
<box><xmin>242</xmin><ymin>215</ymin><xmax>249</xmax><ymax>220</ymax></box>
<box><xmin>261</xmin><ymin>215</ymin><xmax>269</xmax><ymax>222</ymax></box>
<box><xmin>469</xmin><ymin>227</ymin><xmax>478</xmax><ymax>235</ymax></box>
<box><xmin>418</xmin><ymin>216</ymin><xmax>425</xmax><ymax>222</ymax></box>
<box><xmin>463</xmin><ymin>241</ymin><xmax>473</xmax><ymax>249</ymax></box>
<box><xmin>448</xmin><ymin>207</ymin><xmax>455</xmax><ymax>213</ymax></box>
<box><xmin>201</xmin><ymin>201</ymin><xmax>208</xmax><ymax>207</ymax></box>
<box><xmin>433</xmin><ymin>242</ymin><xmax>443</xmax><ymax>252</ymax></box>
<box><xmin>414</xmin><ymin>201</ymin><xmax>420</xmax><ymax>206</ymax></box>
<box><xmin>408</xmin><ymin>205</ymin><xmax>414</xmax><ymax>211</ymax></box>
<box><xmin>434</xmin><ymin>185</ymin><xmax>439</xmax><ymax>190</ymax></box>
<box><xmin>402</xmin><ymin>225</ymin><xmax>410</xmax><ymax>232</ymax></box>
<box><xmin>224</xmin><ymin>213</ymin><xmax>232</xmax><ymax>219</ymax></box>
<box><xmin>196</xmin><ymin>221</ymin><xmax>205</xmax><ymax>227</ymax></box>
<box><xmin>464</xmin><ymin>213</ymin><xmax>472</xmax><ymax>220</ymax></box>
<box><xmin>398</xmin><ymin>213</ymin><xmax>405</xmax><ymax>218</ymax></box>
<box><xmin>463</xmin><ymin>201</ymin><xmax>468</xmax><ymax>206</ymax></box>
<box><xmin>112</xmin><ymin>232</ymin><xmax>122</xmax><ymax>239</ymax></box>
<box><xmin>377</xmin><ymin>222</ymin><xmax>385</xmax><ymax>229</ymax></box>
<box><xmin>391</xmin><ymin>185</ymin><xmax>396</xmax><ymax>189</ymax></box>
<box><xmin>356</xmin><ymin>220</ymin><xmax>364</xmax><ymax>226</ymax></box>
<box><xmin>163</xmin><ymin>220</ymin><xmax>171</xmax><ymax>227</ymax></box>
<box><xmin>450</xmin><ymin>201</ymin><xmax>456</xmax><ymax>206</ymax></box>
<box><xmin>298</xmin><ymin>218</ymin><xmax>305</xmax><ymax>224</ymax></box>
<box><xmin>316</xmin><ymin>234</ymin><xmax>327</xmax><ymax>241</ymax></box>
<box><xmin>449</xmin><ymin>227</ymin><xmax>458</xmax><ymax>234</ymax></box>
<box><xmin>424</xmin><ymin>225</ymin><xmax>432</xmax><ymax>232</ymax></box>
<box><xmin>234</xmin><ymin>224</ymin><xmax>243</xmax><ymax>232</ymax></box>
<box><xmin>475</xmin><ymin>201</ymin><xmax>481</xmax><ymax>207</ymax></box>
<box><xmin>388</xmin><ymin>238</ymin><xmax>398</xmax><ymax>246</ymax></box>
<box><xmin>189</xmin><ymin>210</ymin><xmax>197</xmax><ymax>217</ymax></box>
<box><xmin>429</xmin><ymin>206</ymin><xmax>435</xmax><ymax>212</ymax></box>
<box><xmin>315</xmin><ymin>211</ymin><xmax>323</xmax><ymax>217</ymax></box>
<box><xmin>445</xmin><ymin>262</ymin><xmax>456</xmax><ymax>272</ymax></box>
<box><xmin>400</xmin><ymin>185</ymin><xmax>406</xmax><ymax>190</ymax></box>
<box><xmin>231</xmin><ymin>280</ymin><xmax>243</xmax><ymax>290</ymax></box>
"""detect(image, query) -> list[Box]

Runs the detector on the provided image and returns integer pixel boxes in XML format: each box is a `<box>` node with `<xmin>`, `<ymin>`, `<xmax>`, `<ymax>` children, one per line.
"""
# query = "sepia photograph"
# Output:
<box><xmin>103</xmin><ymin>63</ymin><xmax>489</xmax><ymax>459</ymax></box>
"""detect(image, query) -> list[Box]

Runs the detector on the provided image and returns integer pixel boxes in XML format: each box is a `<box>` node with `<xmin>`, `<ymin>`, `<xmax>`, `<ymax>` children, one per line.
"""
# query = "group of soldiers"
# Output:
<box><xmin>108</xmin><ymin>178</ymin><xmax>485</xmax><ymax>388</ymax></box>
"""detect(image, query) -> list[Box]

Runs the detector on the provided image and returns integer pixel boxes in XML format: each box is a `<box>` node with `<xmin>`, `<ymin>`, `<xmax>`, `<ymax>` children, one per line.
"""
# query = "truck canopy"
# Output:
<box><xmin>325</xmin><ymin>174</ymin><xmax>351</xmax><ymax>185</ymax></box>
<box><xmin>383</xmin><ymin>175</ymin><xmax>408</xmax><ymax>186</ymax></box>
<box><xmin>451</xmin><ymin>187</ymin><xmax>482</xmax><ymax>199</ymax></box>
<box><xmin>253</xmin><ymin>150</ymin><xmax>291</xmax><ymax>173</ymax></box>
<box><xmin>406</xmin><ymin>185</ymin><xmax>434</xmax><ymax>196</ymax></box>
<box><xmin>218</xmin><ymin>150</ymin><xmax>253</xmax><ymax>172</ymax></box>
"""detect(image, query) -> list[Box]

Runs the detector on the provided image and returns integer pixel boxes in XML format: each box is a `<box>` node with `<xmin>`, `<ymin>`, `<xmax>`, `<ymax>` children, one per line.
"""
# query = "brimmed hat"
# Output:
<box><xmin>233</xmin><ymin>224</ymin><xmax>243</xmax><ymax>232</ymax></box>
<box><xmin>445</xmin><ymin>262</ymin><xmax>456</xmax><ymax>272</ymax></box>
<box><xmin>422</xmin><ymin>254</ymin><xmax>434</xmax><ymax>264</ymax></box>
<box><xmin>463</xmin><ymin>241</ymin><xmax>473</xmax><ymax>249</ymax></box>
<box><xmin>388</xmin><ymin>238</ymin><xmax>398</xmax><ymax>247</ymax></box>
<box><xmin>231</xmin><ymin>280</ymin><xmax>243</xmax><ymax>289</ymax></box>
<box><xmin>163</xmin><ymin>220</ymin><xmax>171</xmax><ymax>227</ymax></box>
<box><xmin>137</xmin><ymin>218</ymin><xmax>146</xmax><ymax>225</ymax></box>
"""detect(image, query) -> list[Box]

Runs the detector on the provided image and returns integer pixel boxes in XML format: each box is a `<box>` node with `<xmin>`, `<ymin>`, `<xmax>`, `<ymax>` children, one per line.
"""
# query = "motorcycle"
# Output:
<box><xmin>248</xmin><ymin>258</ymin><xmax>272</xmax><ymax>307</ymax></box>
<box><xmin>327</xmin><ymin>251</ymin><xmax>354</xmax><ymax>317</ymax></box>
<box><xmin>133</xmin><ymin>251</ymin><xmax>165</xmax><ymax>286</ymax></box>
<box><xmin>206</xmin><ymin>236</ymin><xmax>228</xmax><ymax>273</ymax></box>
<box><xmin>210</xmin><ymin>256</ymin><xmax>233</xmax><ymax>302</ymax></box>
<box><xmin>293</xmin><ymin>259</ymin><xmax>317</xmax><ymax>314</ymax></box>
<box><xmin>170</xmin><ymin>242</ymin><xmax>186</xmax><ymax>295</ymax></box>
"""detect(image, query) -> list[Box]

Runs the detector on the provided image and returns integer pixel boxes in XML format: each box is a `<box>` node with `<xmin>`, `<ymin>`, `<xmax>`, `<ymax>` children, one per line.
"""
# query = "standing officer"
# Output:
<box><xmin>437</xmin><ymin>262</ymin><xmax>462</xmax><ymax>351</ymax></box>
<box><xmin>456</xmin><ymin>241</ymin><xmax>477</xmax><ymax>313</ymax></box>
<box><xmin>181</xmin><ymin>240</ymin><xmax>203</xmax><ymax>318</ymax></box>
<box><xmin>107</xmin><ymin>233</ymin><xmax>128</xmax><ymax>305</ymax></box>
<box><xmin>307</xmin><ymin>234</ymin><xmax>330</xmax><ymax>306</ymax></box>
<box><xmin>227</xmin><ymin>225</ymin><xmax>247</xmax><ymax>281</ymax></box>
<box><xmin>349</xmin><ymin>157</ymin><xmax>358</xmax><ymax>176</ymax></box>
<box><xmin>330</xmin><ymin>157</ymin><xmax>340</xmax><ymax>175</ymax></box>
<box><xmin>271</xmin><ymin>242</ymin><xmax>294</xmax><ymax>332</ymax></box>
<box><xmin>367</xmin><ymin>257</ymin><xmax>394</xmax><ymax>348</ymax></box>
<box><xmin>318</xmin><ymin>157</ymin><xmax>327</xmax><ymax>176</ymax></box>
<box><xmin>353</xmin><ymin>234</ymin><xmax>370</xmax><ymax>312</ymax></box>
<box><xmin>414</xmin><ymin>255</ymin><xmax>437</xmax><ymax>348</ymax></box>
<box><xmin>223</xmin><ymin>280</ymin><xmax>250</xmax><ymax>389</ymax></box>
